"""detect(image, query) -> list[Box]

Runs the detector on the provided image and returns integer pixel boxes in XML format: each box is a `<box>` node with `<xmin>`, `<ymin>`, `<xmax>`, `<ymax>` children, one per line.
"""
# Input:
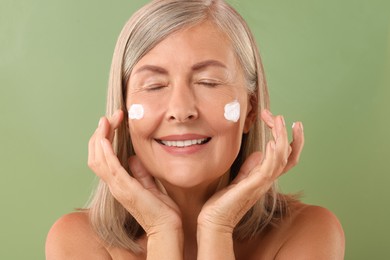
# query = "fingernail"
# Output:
<box><xmin>292</xmin><ymin>122</ymin><xmax>296</xmax><ymax>129</ymax></box>
<box><xmin>300</xmin><ymin>122</ymin><xmax>304</xmax><ymax>132</ymax></box>
<box><xmin>98</xmin><ymin>118</ymin><xmax>103</xmax><ymax>127</ymax></box>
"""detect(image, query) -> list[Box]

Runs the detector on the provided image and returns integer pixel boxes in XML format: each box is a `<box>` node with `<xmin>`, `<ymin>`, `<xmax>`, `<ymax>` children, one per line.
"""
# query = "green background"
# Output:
<box><xmin>1</xmin><ymin>0</ymin><xmax>389</xmax><ymax>259</ymax></box>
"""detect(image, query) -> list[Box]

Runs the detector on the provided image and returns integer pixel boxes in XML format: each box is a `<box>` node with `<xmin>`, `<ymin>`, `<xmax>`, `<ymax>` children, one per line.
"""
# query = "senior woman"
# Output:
<box><xmin>46</xmin><ymin>0</ymin><xmax>345</xmax><ymax>259</ymax></box>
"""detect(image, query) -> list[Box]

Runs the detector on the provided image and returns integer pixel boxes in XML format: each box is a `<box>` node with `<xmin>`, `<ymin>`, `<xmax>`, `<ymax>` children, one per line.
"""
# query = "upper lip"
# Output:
<box><xmin>155</xmin><ymin>134</ymin><xmax>211</xmax><ymax>141</ymax></box>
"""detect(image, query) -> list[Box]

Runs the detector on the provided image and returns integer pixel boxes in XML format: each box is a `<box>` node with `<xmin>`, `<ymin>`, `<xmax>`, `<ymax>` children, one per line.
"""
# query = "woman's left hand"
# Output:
<box><xmin>197</xmin><ymin>110</ymin><xmax>304</xmax><ymax>235</ymax></box>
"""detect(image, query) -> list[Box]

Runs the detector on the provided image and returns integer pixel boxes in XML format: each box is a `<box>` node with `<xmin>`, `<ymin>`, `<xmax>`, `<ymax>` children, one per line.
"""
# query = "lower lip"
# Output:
<box><xmin>157</xmin><ymin>141</ymin><xmax>209</xmax><ymax>155</ymax></box>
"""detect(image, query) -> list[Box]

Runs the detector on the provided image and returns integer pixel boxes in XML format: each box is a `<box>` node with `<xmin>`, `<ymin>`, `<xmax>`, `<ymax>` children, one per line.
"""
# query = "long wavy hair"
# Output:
<box><xmin>87</xmin><ymin>0</ymin><xmax>292</xmax><ymax>253</ymax></box>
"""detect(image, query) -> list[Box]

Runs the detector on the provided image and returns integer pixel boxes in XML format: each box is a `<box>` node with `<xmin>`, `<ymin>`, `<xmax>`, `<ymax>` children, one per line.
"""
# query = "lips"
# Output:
<box><xmin>156</xmin><ymin>137</ymin><xmax>211</xmax><ymax>147</ymax></box>
<box><xmin>155</xmin><ymin>134</ymin><xmax>212</xmax><ymax>150</ymax></box>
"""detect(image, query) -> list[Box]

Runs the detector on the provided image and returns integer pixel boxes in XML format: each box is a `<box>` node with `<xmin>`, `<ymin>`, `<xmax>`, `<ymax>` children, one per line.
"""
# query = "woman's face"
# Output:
<box><xmin>126</xmin><ymin>21</ymin><xmax>255</xmax><ymax>189</ymax></box>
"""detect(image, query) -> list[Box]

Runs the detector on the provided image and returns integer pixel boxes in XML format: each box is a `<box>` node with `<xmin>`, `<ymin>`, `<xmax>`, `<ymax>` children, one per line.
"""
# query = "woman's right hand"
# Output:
<box><xmin>87</xmin><ymin>110</ymin><xmax>183</xmax><ymax>238</ymax></box>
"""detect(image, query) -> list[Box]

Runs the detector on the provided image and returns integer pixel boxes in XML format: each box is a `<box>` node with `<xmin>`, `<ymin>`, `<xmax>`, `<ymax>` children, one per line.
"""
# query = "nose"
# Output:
<box><xmin>166</xmin><ymin>82</ymin><xmax>198</xmax><ymax>123</ymax></box>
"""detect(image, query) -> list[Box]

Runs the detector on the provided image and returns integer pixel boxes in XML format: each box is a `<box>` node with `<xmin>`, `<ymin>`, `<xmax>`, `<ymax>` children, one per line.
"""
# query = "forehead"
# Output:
<box><xmin>131</xmin><ymin>21</ymin><xmax>240</xmax><ymax>72</ymax></box>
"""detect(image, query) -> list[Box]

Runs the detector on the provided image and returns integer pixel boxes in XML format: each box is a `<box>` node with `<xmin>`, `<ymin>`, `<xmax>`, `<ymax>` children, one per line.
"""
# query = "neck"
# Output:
<box><xmin>156</xmin><ymin>173</ymin><xmax>230</xmax><ymax>257</ymax></box>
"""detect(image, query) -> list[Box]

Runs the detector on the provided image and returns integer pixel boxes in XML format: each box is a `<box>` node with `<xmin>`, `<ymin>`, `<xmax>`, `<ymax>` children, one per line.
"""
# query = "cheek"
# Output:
<box><xmin>128</xmin><ymin>101</ymin><xmax>164</xmax><ymax>141</ymax></box>
<box><xmin>199</xmin><ymin>95</ymin><xmax>248</xmax><ymax>154</ymax></box>
<box><xmin>196</xmin><ymin>86</ymin><xmax>248</xmax><ymax>122</ymax></box>
<box><xmin>198</xmin><ymin>94</ymin><xmax>247</xmax><ymax>133</ymax></box>
<box><xmin>224</xmin><ymin>100</ymin><xmax>241</xmax><ymax>122</ymax></box>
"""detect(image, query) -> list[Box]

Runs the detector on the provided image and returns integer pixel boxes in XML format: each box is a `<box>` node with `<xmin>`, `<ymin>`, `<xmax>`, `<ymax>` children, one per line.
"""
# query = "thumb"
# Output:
<box><xmin>231</xmin><ymin>151</ymin><xmax>263</xmax><ymax>184</ymax></box>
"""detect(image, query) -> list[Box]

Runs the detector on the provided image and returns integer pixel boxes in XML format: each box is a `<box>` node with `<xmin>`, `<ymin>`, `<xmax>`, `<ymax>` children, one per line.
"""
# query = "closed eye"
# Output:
<box><xmin>146</xmin><ymin>84</ymin><xmax>166</xmax><ymax>91</ymax></box>
<box><xmin>197</xmin><ymin>81</ymin><xmax>221</xmax><ymax>87</ymax></box>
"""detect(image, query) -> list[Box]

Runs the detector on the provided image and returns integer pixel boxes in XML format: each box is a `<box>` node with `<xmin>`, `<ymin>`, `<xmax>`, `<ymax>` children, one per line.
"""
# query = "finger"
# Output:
<box><xmin>100</xmin><ymin>138</ymin><xmax>153</xmax><ymax>221</ymax></box>
<box><xmin>93</xmin><ymin>112</ymin><xmax>123</xmax><ymax>173</ymax></box>
<box><xmin>101</xmin><ymin>139</ymin><xmax>179</xmax><ymax>231</ymax></box>
<box><xmin>128</xmin><ymin>156</ymin><xmax>159</xmax><ymax>192</ymax></box>
<box><xmin>232</xmin><ymin>151</ymin><xmax>263</xmax><ymax>184</ymax></box>
<box><xmin>107</xmin><ymin>110</ymin><xmax>124</xmax><ymax>142</ymax></box>
<box><xmin>282</xmin><ymin>121</ymin><xmax>305</xmax><ymax>173</ymax></box>
<box><xmin>261</xmin><ymin>109</ymin><xmax>275</xmax><ymax>128</ymax></box>
<box><xmin>93</xmin><ymin>117</ymin><xmax>111</xmax><ymax>174</ymax></box>
<box><xmin>275</xmin><ymin>115</ymin><xmax>287</xmax><ymax>141</ymax></box>
<box><xmin>261</xmin><ymin>109</ymin><xmax>277</xmax><ymax>140</ymax></box>
<box><xmin>87</xmin><ymin>119</ymin><xmax>101</xmax><ymax>170</ymax></box>
<box><xmin>273</xmin><ymin>115</ymin><xmax>290</xmax><ymax>173</ymax></box>
<box><xmin>243</xmin><ymin>140</ymin><xmax>276</xmax><ymax>193</ymax></box>
<box><xmin>88</xmin><ymin>117</ymin><xmax>109</xmax><ymax>173</ymax></box>
<box><xmin>100</xmin><ymin>137</ymin><xmax>135</xmax><ymax>187</ymax></box>
<box><xmin>203</xmin><ymin>141</ymin><xmax>276</xmax><ymax>227</ymax></box>
<box><xmin>207</xmin><ymin>141</ymin><xmax>276</xmax><ymax>226</ymax></box>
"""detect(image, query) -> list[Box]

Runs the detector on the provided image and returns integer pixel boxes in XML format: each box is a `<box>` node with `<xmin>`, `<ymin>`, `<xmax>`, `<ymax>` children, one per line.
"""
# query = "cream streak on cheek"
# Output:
<box><xmin>128</xmin><ymin>104</ymin><xmax>144</xmax><ymax>120</ymax></box>
<box><xmin>224</xmin><ymin>100</ymin><xmax>240</xmax><ymax>122</ymax></box>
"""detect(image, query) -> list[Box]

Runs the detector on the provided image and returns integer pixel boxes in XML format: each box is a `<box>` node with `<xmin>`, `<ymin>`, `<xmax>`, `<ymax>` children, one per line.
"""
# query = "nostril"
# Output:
<box><xmin>167</xmin><ymin>111</ymin><xmax>198</xmax><ymax>122</ymax></box>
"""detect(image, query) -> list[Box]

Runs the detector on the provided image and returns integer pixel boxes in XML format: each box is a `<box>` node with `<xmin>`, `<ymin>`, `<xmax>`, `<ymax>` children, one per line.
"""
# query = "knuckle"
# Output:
<box><xmin>88</xmin><ymin>159</ymin><xmax>105</xmax><ymax>172</ymax></box>
<box><xmin>87</xmin><ymin>160</ymin><xmax>94</xmax><ymax>169</ymax></box>
<box><xmin>281</xmin><ymin>155</ymin><xmax>288</xmax><ymax>165</ymax></box>
<box><xmin>87</xmin><ymin>159</ymin><xmax>97</xmax><ymax>170</ymax></box>
<box><xmin>276</xmin><ymin>152</ymin><xmax>288</xmax><ymax>166</ymax></box>
<box><xmin>274</xmin><ymin>156</ymin><xmax>288</xmax><ymax>174</ymax></box>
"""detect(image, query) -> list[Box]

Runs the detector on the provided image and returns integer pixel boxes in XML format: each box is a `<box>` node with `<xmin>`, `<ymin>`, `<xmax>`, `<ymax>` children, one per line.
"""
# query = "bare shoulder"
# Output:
<box><xmin>45</xmin><ymin>211</ymin><xmax>111</xmax><ymax>260</ymax></box>
<box><xmin>276</xmin><ymin>203</ymin><xmax>345</xmax><ymax>259</ymax></box>
<box><xmin>235</xmin><ymin>203</ymin><xmax>345</xmax><ymax>260</ymax></box>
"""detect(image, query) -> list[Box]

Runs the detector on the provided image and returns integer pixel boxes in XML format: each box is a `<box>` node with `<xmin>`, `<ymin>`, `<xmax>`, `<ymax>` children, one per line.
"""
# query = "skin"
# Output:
<box><xmin>46</xmin><ymin>22</ymin><xmax>345</xmax><ymax>259</ymax></box>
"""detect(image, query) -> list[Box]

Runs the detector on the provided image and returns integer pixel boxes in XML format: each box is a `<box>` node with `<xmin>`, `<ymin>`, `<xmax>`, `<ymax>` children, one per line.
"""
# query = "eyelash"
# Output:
<box><xmin>146</xmin><ymin>85</ymin><xmax>166</xmax><ymax>91</ymax></box>
<box><xmin>198</xmin><ymin>81</ymin><xmax>220</xmax><ymax>87</ymax></box>
<box><xmin>144</xmin><ymin>81</ymin><xmax>221</xmax><ymax>91</ymax></box>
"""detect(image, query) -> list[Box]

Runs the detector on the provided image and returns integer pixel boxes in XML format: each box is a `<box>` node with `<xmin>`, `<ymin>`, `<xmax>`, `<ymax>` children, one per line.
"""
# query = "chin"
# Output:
<box><xmin>154</xmin><ymin>163</ymin><xmax>228</xmax><ymax>190</ymax></box>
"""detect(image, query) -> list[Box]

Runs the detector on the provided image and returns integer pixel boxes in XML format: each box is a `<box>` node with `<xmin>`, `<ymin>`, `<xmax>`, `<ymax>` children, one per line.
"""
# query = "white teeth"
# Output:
<box><xmin>160</xmin><ymin>138</ymin><xmax>208</xmax><ymax>147</ymax></box>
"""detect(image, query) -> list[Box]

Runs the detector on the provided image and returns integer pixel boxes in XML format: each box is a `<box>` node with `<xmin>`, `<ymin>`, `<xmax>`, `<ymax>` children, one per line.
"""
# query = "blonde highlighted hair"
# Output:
<box><xmin>88</xmin><ymin>0</ymin><xmax>292</xmax><ymax>253</ymax></box>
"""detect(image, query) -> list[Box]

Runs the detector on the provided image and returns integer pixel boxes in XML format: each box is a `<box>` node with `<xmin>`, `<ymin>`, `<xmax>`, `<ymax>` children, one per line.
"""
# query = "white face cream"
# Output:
<box><xmin>128</xmin><ymin>104</ymin><xmax>144</xmax><ymax>120</ymax></box>
<box><xmin>224</xmin><ymin>100</ymin><xmax>240</xmax><ymax>122</ymax></box>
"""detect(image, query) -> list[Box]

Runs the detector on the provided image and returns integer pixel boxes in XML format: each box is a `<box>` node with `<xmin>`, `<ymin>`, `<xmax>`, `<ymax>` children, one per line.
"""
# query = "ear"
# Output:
<box><xmin>243</xmin><ymin>94</ymin><xmax>258</xmax><ymax>133</ymax></box>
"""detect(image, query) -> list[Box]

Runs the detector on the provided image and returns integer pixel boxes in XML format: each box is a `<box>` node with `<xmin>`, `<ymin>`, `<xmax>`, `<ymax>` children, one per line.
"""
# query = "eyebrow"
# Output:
<box><xmin>133</xmin><ymin>60</ymin><xmax>227</xmax><ymax>75</ymax></box>
<box><xmin>133</xmin><ymin>65</ymin><xmax>168</xmax><ymax>75</ymax></box>
<box><xmin>191</xmin><ymin>59</ymin><xmax>228</xmax><ymax>71</ymax></box>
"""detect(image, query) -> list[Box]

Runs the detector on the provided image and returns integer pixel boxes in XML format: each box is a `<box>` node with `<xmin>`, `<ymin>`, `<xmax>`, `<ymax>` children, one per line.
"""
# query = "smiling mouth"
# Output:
<box><xmin>156</xmin><ymin>138</ymin><xmax>211</xmax><ymax>148</ymax></box>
